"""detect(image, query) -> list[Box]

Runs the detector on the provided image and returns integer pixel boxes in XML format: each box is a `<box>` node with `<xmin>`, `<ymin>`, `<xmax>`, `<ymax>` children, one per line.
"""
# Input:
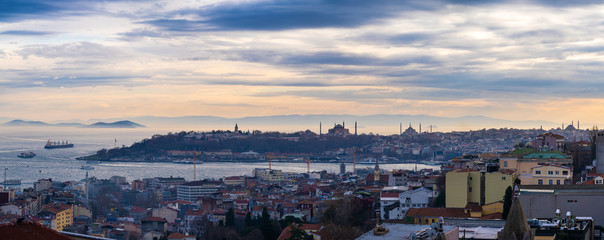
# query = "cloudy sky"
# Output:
<box><xmin>1</xmin><ymin>0</ymin><xmax>604</xmax><ymax>126</ymax></box>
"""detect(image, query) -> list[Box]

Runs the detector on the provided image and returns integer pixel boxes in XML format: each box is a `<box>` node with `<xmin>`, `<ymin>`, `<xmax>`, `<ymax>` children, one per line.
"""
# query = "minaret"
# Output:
<box><xmin>355</xmin><ymin>121</ymin><xmax>357</xmax><ymax>136</ymax></box>
<box><xmin>400</xmin><ymin>123</ymin><xmax>402</xmax><ymax>135</ymax></box>
<box><xmin>578</xmin><ymin>120</ymin><xmax>580</xmax><ymax>130</ymax></box>
<box><xmin>419</xmin><ymin>123</ymin><xmax>422</xmax><ymax>134</ymax></box>
<box><xmin>320</xmin><ymin>122</ymin><xmax>322</xmax><ymax>136</ymax></box>
<box><xmin>343</xmin><ymin>121</ymin><xmax>345</xmax><ymax>128</ymax></box>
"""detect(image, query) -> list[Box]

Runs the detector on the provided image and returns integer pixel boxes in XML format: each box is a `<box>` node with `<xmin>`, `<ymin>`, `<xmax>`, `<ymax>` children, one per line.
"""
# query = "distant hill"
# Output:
<box><xmin>4</xmin><ymin>119</ymin><xmax>49</xmax><ymax>126</ymax></box>
<box><xmin>3</xmin><ymin>119</ymin><xmax>84</xmax><ymax>127</ymax></box>
<box><xmin>2</xmin><ymin>119</ymin><xmax>143</xmax><ymax>128</ymax></box>
<box><xmin>85</xmin><ymin>120</ymin><xmax>145</xmax><ymax>128</ymax></box>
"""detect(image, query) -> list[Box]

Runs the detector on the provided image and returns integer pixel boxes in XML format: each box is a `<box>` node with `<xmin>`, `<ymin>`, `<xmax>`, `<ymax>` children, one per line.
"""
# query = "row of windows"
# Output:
<box><xmin>534</xmin><ymin>170</ymin><xmax>568</xmax><ymax>175</ymax></box>
<box><xmin>402</xmin><ymin>203</ymin><xmax>427</xmax><ymax>208</ymax></box>
<box><xmin>537</xmin><ymin>179</ymin><xmax>562</xmax><ymax>185</ymax></box>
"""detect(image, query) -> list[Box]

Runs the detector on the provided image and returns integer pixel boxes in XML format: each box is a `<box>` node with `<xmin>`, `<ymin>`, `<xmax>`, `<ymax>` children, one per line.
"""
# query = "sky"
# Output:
<box><xmin>1</xmin><ymin>0</ymin><xmax>604</xmax><ymax>127</ymax></box>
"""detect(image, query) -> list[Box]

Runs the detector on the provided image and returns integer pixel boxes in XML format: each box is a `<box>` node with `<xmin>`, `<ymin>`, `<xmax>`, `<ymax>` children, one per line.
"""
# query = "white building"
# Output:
<box><xmin>34</xmin><ymin>179</ymin><xmax>52</xmax><ymax>192</ymax></box>
<box><xmin>399</xmin><ymin>187</ymin><xmax>434</xmax><ymax>217</ymax></box>
<box><xmin>253</xmin><ymin>168</ymin><xmax>284</xmax><ymax>182</ymax></box>
<box><xmin>176</xmin><ymin>180</ymin><xmax>223</xmax><ymax>201</ymax></box>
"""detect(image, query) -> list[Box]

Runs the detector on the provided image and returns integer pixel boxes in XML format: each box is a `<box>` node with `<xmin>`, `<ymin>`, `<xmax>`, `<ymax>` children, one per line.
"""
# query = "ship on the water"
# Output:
<box><xmin>17</xmin><ymin>151</ymin><xmax>36</xmax><ymax>158</ymax></box>
<box><xmin>45</xmin><ymin>140</ymin><xmax>74</xmax><ymax>149</ymax></box>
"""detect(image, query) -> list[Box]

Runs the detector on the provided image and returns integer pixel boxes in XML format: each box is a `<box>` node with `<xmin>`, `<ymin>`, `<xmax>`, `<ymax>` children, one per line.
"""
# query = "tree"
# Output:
<box><xmin>260</xmin><ymin>207</ymin><xmax>277</xmax><ymax>240</ymax></box>
<box><xmin>432</xmin><ymin>191</ymin><xmax>445</xmax><ymax>207</ymax></box>
<box><xmin>226</xmin><ymin>208</ymin><xmax>235</xmax><ymax>228</ymax></box>
<box><xmin>286</xmin><ymin>224</ymin><xmax>314</xmax><ymax>240</ymax></box>
<box><xmin>280</xmin><ymin>215</ymin><xmax>303</xmax><ymax>229</ymax></box>
<box><xmin>502</xmin><ymin>186</ymin><xmax>513</xmax><ymax>219</ymax></box>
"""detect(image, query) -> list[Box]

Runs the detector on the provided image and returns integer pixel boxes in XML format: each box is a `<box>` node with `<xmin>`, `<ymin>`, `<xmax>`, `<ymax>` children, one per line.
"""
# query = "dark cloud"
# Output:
<box><xmin>220</xmin><ymin>50</ymin><xmax>440</xmax><ymax>67</ymax></box>
<box><xmin>0</xmin><ymin>75</ymin><xmax>151</xmax><ymax>88</ymax></box>
<box><xmin>148</xmin><ymin>0</ymin><xmax>438</xmax><ymax>31</ymax></box>
<box><xmin>0</xmin><ymin>30</ymin><xmax>55</xmax><ymax>36</ymax></box>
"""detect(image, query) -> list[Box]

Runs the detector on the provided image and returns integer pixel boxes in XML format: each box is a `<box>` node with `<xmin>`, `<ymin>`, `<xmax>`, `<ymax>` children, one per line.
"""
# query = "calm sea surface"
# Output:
<box><xmin>0</xmin><ymin>127</ymin><xmax>438</xmax><ymax>188</ymax></box>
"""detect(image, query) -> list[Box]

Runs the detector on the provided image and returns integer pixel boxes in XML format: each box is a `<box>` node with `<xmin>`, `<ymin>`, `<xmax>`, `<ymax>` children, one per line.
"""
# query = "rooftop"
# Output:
<box><xmin>356</xmin><ymin>223</ymin><xmax>457</xmax><ymax>240</ymax></box>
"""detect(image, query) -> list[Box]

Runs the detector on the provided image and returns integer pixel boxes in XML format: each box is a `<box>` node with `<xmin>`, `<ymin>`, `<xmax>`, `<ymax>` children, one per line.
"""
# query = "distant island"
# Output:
<box><xmin>2</xmin><ymin>119</ymin><xmax>145</xmax><ymax>128</ymax></box>
<box><xmin>85</xmin><ymin>120</ymin><xmax>146</xmax><ymax>128</ymax></box>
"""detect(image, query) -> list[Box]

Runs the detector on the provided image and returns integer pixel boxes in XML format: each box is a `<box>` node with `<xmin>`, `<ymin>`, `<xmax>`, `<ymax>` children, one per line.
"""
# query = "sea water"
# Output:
<box><xmin>0</xmin><ymin>126</ymin><xmax>438</xmax><ymax>188</ymax></box>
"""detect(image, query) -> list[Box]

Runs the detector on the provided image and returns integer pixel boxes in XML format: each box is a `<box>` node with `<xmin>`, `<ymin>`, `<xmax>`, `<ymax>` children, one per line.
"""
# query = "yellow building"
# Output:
<box><xmin>517</xmin><ymin>153</ymin><xmax>572</xmax><ymax>184</ymax></box>
<box><xmin>446</xmin><ymin>169</ymin><xmax>518</xmax><ymax>208</ymax></box>
<box><xmin>481</xmin><ymin>201</ymin><xmax>503</xmax><ymax>216</ymax></box>
<box><xmin>527</xmin><ymin>165</ymin><xmax>572</xmax><ymax>185</ymax></box>
<box><xmin>38</xmin><ymin>203</ymin><xmax>72</xmax><ymax>231</ymax></box>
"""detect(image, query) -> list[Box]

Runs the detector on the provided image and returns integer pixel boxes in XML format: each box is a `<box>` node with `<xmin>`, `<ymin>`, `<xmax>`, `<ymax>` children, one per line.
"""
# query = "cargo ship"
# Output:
<box><xmin>45</xmin><ymin>140</ymin><xmax>74</xmax><ymax>149</ymax></box>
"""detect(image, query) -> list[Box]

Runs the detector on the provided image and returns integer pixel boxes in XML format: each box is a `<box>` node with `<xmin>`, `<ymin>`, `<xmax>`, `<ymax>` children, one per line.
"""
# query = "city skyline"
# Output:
<box><xmin>2</xmin><ymin>0</ymin><xmax>604</xmax><ymax>126</ymax></box>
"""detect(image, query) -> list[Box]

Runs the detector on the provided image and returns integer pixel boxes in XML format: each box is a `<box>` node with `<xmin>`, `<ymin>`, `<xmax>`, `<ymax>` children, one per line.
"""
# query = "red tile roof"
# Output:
<box><xmin>167</xmin><ymin>232</ymin><xmax>189</xmax><ymax>239</ymax></box>
<box><xmin>0</xmin><ymin>221</ymin><xmax>71</xmax><ymax>240</ymax></box>
<box><xmin>381</xmin><ymin>192</ymin><xmax>400</xmax><ymax>198</ymax></box>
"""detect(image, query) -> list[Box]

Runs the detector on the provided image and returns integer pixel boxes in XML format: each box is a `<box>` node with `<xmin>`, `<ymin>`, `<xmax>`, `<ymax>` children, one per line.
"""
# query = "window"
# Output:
<box><xmin>502</xmin><ymin>176</ymin><xmax>507</xmax><ymax>180</ymax></box>
<box><xmin>504</xmin><ymin>161</ymin><xmax>508</xmax><ymax>167</ymax></box>
<box><xmin>555</xmin><ymin>171</ymin><xmax>560</xmax><ymax>175</ymax></box>
<box><xmin>548</xmin><ymin>171</ymin><xmax>554</xmax><ymax>175</ymax></box>
<box><xmin>563</xmin><ymin>171</ymin><xmax>568</xmax><ymax>175</ymax></box>
<box><xmin>469</xmin><ymin>187</ymin><xmax>472</xmax><ymax>192</ymax></box>
<box><xmin>556</xmin><ymin>180</ymin><xmax>561</xmax><ymax>185</ymax></box>
<box><xmin>469</xmin><ymin>177</ymin><xmax>472</xmax><ymax>180</ymax></box>
<box><xmin>535</xmin><ymin>170</ymin><xmax>541</xmax><ymax>175</ymax></box>
<box><xmin>538</xmin><ymin>179</ymin><xmax>543</xmax><ymax>185</ymax></box>
<box><xmin>549</xmin><ymin>180</ymin><xmax>553</xmax><ymax>185</ymax></box>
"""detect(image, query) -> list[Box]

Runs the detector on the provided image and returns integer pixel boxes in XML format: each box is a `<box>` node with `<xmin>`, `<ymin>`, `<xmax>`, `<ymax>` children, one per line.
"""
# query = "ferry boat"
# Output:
<box><xmin>80</xmin><ymin>166</ymin><xmax>94</xmax><ymax>170</ymax></box>
<box><xmin>17</xmin><ymin>151</ymin><xmax>36</xmax><ymax>158</ymax></box>
<box><xmin>45</xmin><ymin>140</ymin><xmax>74</xmax><ymax>149</ymax></box>
<box><xmin>3</xmin><ymin>180</ymin><xmax>21</xmax><ymax>185</ymax></box>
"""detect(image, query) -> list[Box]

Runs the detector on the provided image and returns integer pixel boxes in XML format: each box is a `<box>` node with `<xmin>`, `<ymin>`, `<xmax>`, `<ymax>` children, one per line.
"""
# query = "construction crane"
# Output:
<box><xmin>306</xmin><ymin>158</ymin><xmax>310</xmax><ymax>173</ymax></box>
<box><xmin>193</xmin><ymin>151</ymin><xmax>201</xmax><ymax>181</ymax></box>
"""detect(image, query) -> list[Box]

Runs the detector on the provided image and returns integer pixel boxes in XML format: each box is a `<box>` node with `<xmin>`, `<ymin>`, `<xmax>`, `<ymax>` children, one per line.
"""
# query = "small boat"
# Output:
<box><xmin>17</xmin><ymin>151</ymin><xmax>36</xmax><ymax>158</ymax></box>
<box><xmin>172</xmin><ymin>159</ymin><xmax>195</xmax><ymax>164</ymax></box>
<box><xmin>81</xmin><ymin>166</ymin><xmax>94</xmax><ymax>170</ymax></box>
<box><xmin>45</xmin><ymin>140</ymin><xmax>74</xmax><ymax>149</ymax></box>
<box><xmin>3</xmin><ymin>180</ymin><xmax>21</xmax><ymax>185</ymax></box>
